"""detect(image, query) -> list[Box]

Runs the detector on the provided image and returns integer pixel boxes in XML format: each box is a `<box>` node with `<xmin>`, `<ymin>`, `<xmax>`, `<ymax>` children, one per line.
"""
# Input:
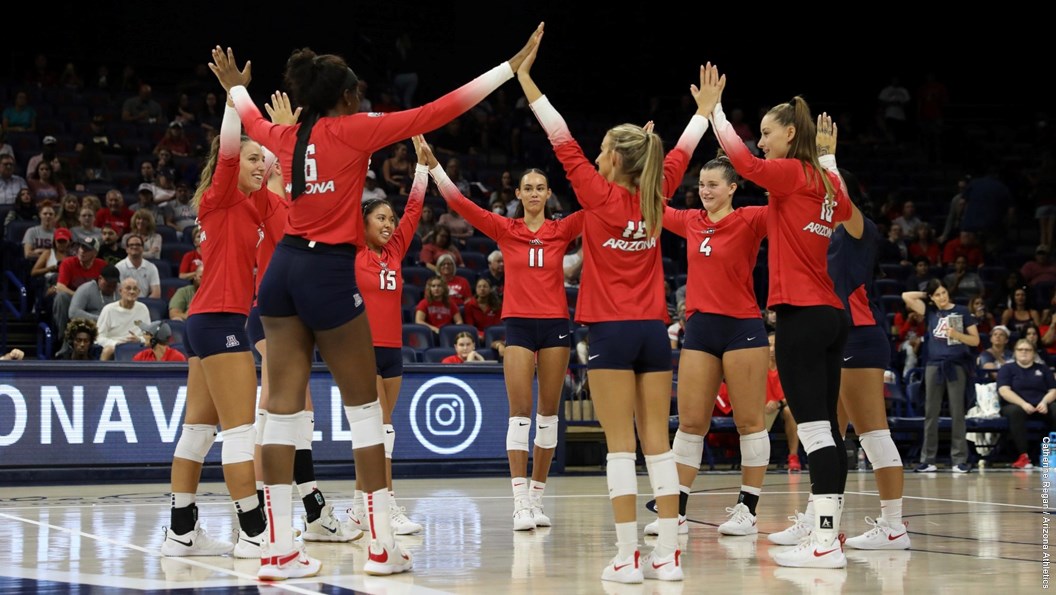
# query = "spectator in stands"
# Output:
<box><xmin>0</xmin><ymin>129</ymin><xmax>13</xmax><ymax>160</ymax></box>
<box><xmin>115</xmin><ymin>234</ymin><xmax>161</xmax><ymax>298</ymax></box>
<box><xmin>979</xmin><ymin>324</ymin><xmax>1012</xmax><ymax>381</ymax></box>
<box><xmin>463</xmin><ymin>277</ymin><xmax>502</xmax><ymax>338</ymax></box>
<box><xmin>878</xmin><ymin>76</ymin><xmax>911</xmax><ymax>142</ymax></box>
<box><xmin>72</xmin><ymin>137</ymin><xmax>111</xmax><ymax>190</ymax></box>
<box><xmin>361</xmin><ymin>169</ymin><xmax>386</xmax><ymax>201</ymax></box>
<box><xmin>436</xmin><ymin>253</ymin><xmax>471</xmax><ymax>307</ymax></box>
<box><xmin>765</xmin><ymin>333</ymin><xmax>800</xmax><ymax>472</ymax></box>
<box><xmin>480</xmin><ymin>250</ymin><xmax>505</xmax><ymax>295</ymax></box>
<box><xmin>438</xmin><ymin>199</ymin><xmax>473</xmax><ymax>245</ymax></box>
<box><xmin>22</xmin><ymin>200</ymin><xmax>57</xmax><ymax>259</ymax></box>
<box><xmin>908</xmin><ymin>224</ymin><xmax>940</xmax><ymax>265</ymax></box>
<box><xmin>1021</xmin><ymin>245</ymin><xmax>1056</xmax><ymax>288</ymax></box>
<box><xmin>441</xmin><ymin>157</ymin><xmax>472</xmax><ymax>197</ymax></box>
<box><xmin>969</xmin><ymin>295</ymin><xmax>995</xmax><ymax>334</ymax></box>
<box><xmin>441</xmin><ymin>331</ymin><xmax>486</xmax><ymax>363</ymax></box>
<box><xmin>960</xmin><ymin>165</ymin><xmax>1013</xmax><ymax>247</ymax></box>
<box><xmin>489</xmin><ymin>170</ymin><xmax>515</xmax><ymax>206</ymax></box>
<box><xmin>998</xmin><ymin>338</ymin><xmax>1056</xmax><ymax>469</ymax></box>
<box><xmin>563</xmin><ymin>241</ymin><xmax>583</xmax><ymax>288</ymax></box>
<box><xmin>1023</xmin><ymin>325</ymin><xmax>1051</xmax><ymax>366</ymax></box>
<box><xmin>55</xmin><ymin>318</ymin><xmax>103</xmax><ymax>361</ymax></box>
<box><xmin>170</xmin><ymin>93</ymin><xmax>196</xmax><ymax>127</ymax></box>
<box><xmin>55</xmin><ymin>194</ymin><xmax>81</xmax><ymax>229</ymax></box>
<box><xmin>154</xmin><ymin>121</ymin><xmax>193</xmax><ymax>157</ymax></box>
<box><xmin>905</xmin><ymin>257</ymin><xmax>935</xmax><ymax>292</ymax></box>
<box><xmin>0</xmin><ymin>349</ymin><xmax>25</xmax><ymax>361</ymax></box>
<box><xmin>942</xmin><ymin>230</ymin><xmax>985</xmax><ymax>267</ymax></box>
<box><xmin>1001</xmin><ymin>287</ymin><xmax>1041</xmax><ymax>337</ymax></box>
<box><xmin>123</xmin><ymin>210</ymin><xmax>162</xmax><ymax>258</ymax></box>
<box><xmin>0</xmin><ymin>155</ymin><xmax>29</xmax><ymax>206</ymax></box>
<box><xmin>382</xmin><ymin>143</ymin><xmax>414</xmax><ymax>194</ymax></box>
<box><xmin>154</xmin><ymin>149</ymin><xmax>177</xmax><ymax>184</ymax></box>
<box><xmin>26</xmin><ymin>135</ymin><xmax>63</xmax><ymax>181</ymax></box>
<box><xmin>197</xmin><ymin>91</ymin><xmax>222</xmax><ymax>132</ymax></box>
<box><xmin>416</xmin><ymin>204</ymin><xmax>437</xmax><ymax>245</ymax></box>
<box><xmin>877</xmin><ymin>223</ymin><xmax>910</xmax><ymax>265</ymax></box>
<box><xmin>2</xmin><ymin>90</ymin><xmax>36</xmax><ymax>132</ymax></box>
<box><xmin>4</xmin><ymin>188</ymin><xmax>36</xmax><ymax>234</ymax></box>
<box><xmin>71</xmin><ymin>207</ymin><xmax>102</xmax><ymax>247</ymax></box>
<box><xmin>27</xmin><ymin>162</ymin><xmax>66</xmax><ymax>202</ymax></box>
<box><xmin>97</xmin><ymin>223</ymin><xmax>126</xmax><ymax>265</ymax></box>
<box><xmin>94</xmin><ymin>189</ymin><xmax>132</xmax><ymax>237</ymax></box>
<box><xmin>96</xmin><ymin>277</ymin><xmax>151</xmax><ymax>360</ymax></box>
<box><xmin>132</xmin><ymin>321</ymin><xmax>186</xmax><ymax>362</ymax></box>
<box><xmin>892</xmin><ymin>200</ymin><xmax>922</xmax><ymax>235</ymax></box>
<box><xmin>31</xmin><ymin>226</ymin><xmax>72</xmax><ymax>289</ymax></box>
<box><xmin>168</xmin><ymin>265</ymin><xmax>200</xmax><ymax>321</ymax></box>
<box><xmin>68</xmin><ymin>264</ymin><xmax>120</xmax><ymax>322</ymax></box>
<box><xmin>943</xmin><ymin>256</ymin><xmax>985</xmax><ymax>301</ymax></box>
<box><xmin>178</xmin><ymin>226</ymin><xmax>203</xmax><ymax>280</ymax></box>
<box><xmin>415</xmin><ymin>275</ymin><xmax>463</xmax><ymax>335</ymax></box>
<box><xmin>419</xmin><ymin>225</ymin><xmax>463</xmax><ymax>272</ymax></box>
<box><xmin>52</xmin><ymin>235</ymin><xmax>106</xmax><ymax>343</ymax></box>
<box><xmin>164</xmin><ymin>183</ymin><xmax>197</xmax><ymax>234</ymax></box>
<box><xmin>81</xmin><ymin>194</ymin><xmax>102</xmax><ymax>216</ymax></box>
<box><xmin>667</xmin><ymin>301</ymin><xmax>686</xmax><ymax>349</ymax></box>
<box><xmin>122</xmin><ymin>83</ymin><xmax>163</xmax><ymax>125</ymax></box>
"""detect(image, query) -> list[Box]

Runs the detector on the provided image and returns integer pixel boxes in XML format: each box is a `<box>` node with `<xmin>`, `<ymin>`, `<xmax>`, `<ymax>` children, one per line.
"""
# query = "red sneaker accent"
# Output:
<box><xmin>652</xmin><ymin>561</ymin><xmax>671</xmax><ymax>569</ymax></box>
<box><xmin>888</xmin><ymin>532</ymin><xmax>907</xmax><ymax>541</ymax></box>
<box><xmin>369</xmin><ymin>546</ymin><xmax>389</xmax><ymax>564</ymax></box>
<box><xmin>613</xmin><ymin>562</ymin><xmax>633</xmax><ymax>571</ymax></box>
<box><xmin>813</xmin><ymin>547</ymin><xmax>840</xmax><ymax>557</ymax></box>
<box><xmin>261</xmin><ymin>550</ymin><xmax>300</xmax><ymax>567</ymax></box>
<box><xmin>674</xmin><ymin>550</ymin><xmax>680</xmax><ymax>567</ymax></box>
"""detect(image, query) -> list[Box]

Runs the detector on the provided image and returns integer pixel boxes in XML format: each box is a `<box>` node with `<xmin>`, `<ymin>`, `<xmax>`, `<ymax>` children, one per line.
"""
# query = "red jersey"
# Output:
<box><xmin>415</xmin><ymin>299</ymin><xmax>457</xmax><ymax>328</ymax></box>
<box><xmin>463</xmin><ymin>298</ymin><xmax>503</xmax><ymax>335</ymax></box>
<box><xmin>441</xmin><ymin>354</ymin><xmax>465</xmax><ymax>364</ymax></box>
<box><xmin>712</xmin><ymin>104</ymin><xmax>852</xmax><ymax>309</ymax></box>
<box><xmin>133</xmin><ymin>347</ymin><xmax>188</xmax><ymax>362</ymax></box>
<box><xmin>356</xmin><ymin>166</ymin><xmax>426</xmax><ymax>348</ymax></box>
<box><xmin>252</xmin><ymin>190</ymin><xmax>290</xmax><ymax>300</ymax></box>
<box><xmin>57</xmin><ymin>256</ymin><xmax>106</xmax><ymax>290</ymax></box>
<box><xmin>231</xmin><ymin>62</ymin><xmax>513</xmax><ymax>246</ymax></box>
<box><xmin>189</xmin><ymin>110</ymin><xmax>264</xmax><ymax>317</ymax></box>
<box><xmin>179</xmin><ymin>249</ymin><xmax>203</xmax><ymax>276</ymax></box>
<box><xmin>766</xmin><ymin>368</ymin><xmax>784</xmax><ymax>403</ymax></box>
<box><xmin>531</xmin><ymin>97</ymin><xmax>705</xmax><ymax>323</ymax></box>
<box><xmin>95</xmin><ymin>207</ymin><xmax>132</xmax><ymax>237</ymax></box>
<box><xmin>432</xmin><ymin>164</ymin><xmax>584</xmax><ymax>319</ymax></box>
<box><xmin>663</xmin><ymin>206</ymin><xmax>767</xmax><ymax>320</ymax></box>
<box><xmin>445</xmin><ymin>275</ymin><xmax>472</xmax><ymax>308</ymax></box>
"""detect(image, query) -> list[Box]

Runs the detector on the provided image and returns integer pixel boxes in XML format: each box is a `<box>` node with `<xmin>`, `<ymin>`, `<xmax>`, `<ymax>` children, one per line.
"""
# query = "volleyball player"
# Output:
<box><xmin>214</xmin><ymin>27</ymin><xmax>542</xmax><ymax>578</ymax></box>
<box><xmin>518</xmin><ymin>39</ymin><xmax>715</xmax><ymax>583</ymax></box>
<box><xmin>423</xmin><ymin>139</ymin><xmax>583</xmax><ymax>531</ymax></box>
<box><xmin>704</xmin><ymin>69</ymin><xmax>863</xmax><ymax>568</ymax></box>
<box><xmin>642</xmin><ymin>154</ymin><xmax>770</xmax><ymax>540</ymax></box>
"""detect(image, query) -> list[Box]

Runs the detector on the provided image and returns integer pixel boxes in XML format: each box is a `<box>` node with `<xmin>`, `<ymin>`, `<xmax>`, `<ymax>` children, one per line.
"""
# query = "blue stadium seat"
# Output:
<box><xmin>423</xmin><ymin>347</ymin><xmax>456</xmax><ymax>362</ymax></box>
<box><xmin>147</xmin><ymin>258</ymin><xmax>172</xmax><ymax>279</ymax></box>
<box><xmin>565</xmin><ymin>287</ymin><xmax>578</xmax><ymax>309</ymax></box>
<box><xmin>466</xmin><ymin>236</ymin><xmax>498</xmax><ymax>256</ymax></box>
<box><xmin>156</xmin><ymin>225</ymin><xmax>179</xmax><ymax>244</ymax></box>
<box><xmin>401</xmin><ymin>346</ymin><xmax>419</xmax><ymax>363</ymax></box>
<box><xmin>114</xmin><ymin>342</ymin><xmax>142</xmax><ymax>361</ymax></box>
<box><xmin>483</xmin><ymin>325</ymin><xmax>506</xmax><ymax>346</ymax></box>
<box><xmin>402</xmin><ymin>324</ymin><xmax>435</xmax><ymax>350</ymax></box>
<box><xmin>402</xmin><ymin>266</ymin><xmax>434</xmax><ymax>287</ymax></box>
<box><xmin>166</xmin><ymin>319</ymin><xmax>186</xmax><ymax>346</ymax></box>
<box><xmin>462</xmin><ymin>252</ymin><xmax>487</xmax><ymax>271</ymax></box>
<box><xmin>160</xmin><ymin>278</ymin><xmax>189</xmax><ymax>301</ymax></box>
<box><xmin>140</xmin><ymin>298</ymin><xmax>167</xmax><ymax>322</ymax></box>
<box><xmin>403</xmin><ymin>284</ymin><xmax>422</xmax><ymax>308</ymax></box>
<box><xmin>875</xmin><ymin>278</ymin><xmax>904</xmax><ymax>296</ymax></box>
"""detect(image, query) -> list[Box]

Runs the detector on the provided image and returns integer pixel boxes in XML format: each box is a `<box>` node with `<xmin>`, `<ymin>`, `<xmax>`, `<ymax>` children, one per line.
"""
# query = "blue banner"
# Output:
<box><xmin>0</xmin><ymin>363</ymin><xmax>533</xmax><ymax>468</ymax></box>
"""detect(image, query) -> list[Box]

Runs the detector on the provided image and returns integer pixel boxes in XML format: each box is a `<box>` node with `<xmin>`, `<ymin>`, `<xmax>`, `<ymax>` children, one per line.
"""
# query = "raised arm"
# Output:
<box><xmin>901</xmin><ymin>291</ymin><xmax>927</xmax><ymax>316</ymax></box>
<box><xmin>662</xmin><ymin>206</ymin><xmax>692</xmax><ymax>238</ymax></box>
<box><xmin>389</xmin><ymin>136</ymin><xmax>431</xmax><ymax>259</ymax></box>
<box><xmin>815</xmin><ymin>112</ymin><xmax>864</xmax><ymax>238</ymax></box>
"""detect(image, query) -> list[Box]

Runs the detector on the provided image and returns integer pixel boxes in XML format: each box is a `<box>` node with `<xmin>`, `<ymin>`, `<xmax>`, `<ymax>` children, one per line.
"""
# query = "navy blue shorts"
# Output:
<box><xmin>257</xmin><ymin>237</ymin><xmax>366</xmax><ymax>331</ymax></box>
<box><xmin>246</xmin><ymin>306</ymin><xmax>265</xmax><ymax>345</ymax></box>
<box><xmin>504</xmin><ymin>317</ymin><xmax>572</xmax><ymax>351</ymax></box>
<box><xmin>375</xmin><ymin>346</ymin><xmax>404</xmax><ymax>379</ymax></box>
<box><xmin>682</xmin><ymin>312</ymin><xmax>768</xmax><ymax>357</ymax></box>
<box><xmin>186</xmin><ymin>313</ymin><xmax>250</xmax><ymax>359</ymax></box>
<box><xmin>586</xmin><ymin>321</ymin><xmax>671</xmax><ymax>373</ymax></box>
<box><xmin>842</xmin><ymin>324</ymin><xmax>891</xmax><ymax>369</ymax></box>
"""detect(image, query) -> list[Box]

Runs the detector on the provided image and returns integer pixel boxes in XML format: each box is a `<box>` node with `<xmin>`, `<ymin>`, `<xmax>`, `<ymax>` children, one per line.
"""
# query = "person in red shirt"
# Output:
<box><xmin>132</xmin><ymin>321</ymin><xmax>187</xmax><ymax>362</ymax></box>
<box><xmin>419</xmin><ymin>225</ymin><xmax>464</xmax><ymax>271</ymax></box>
<box><xmin>217</xmin><ymin>28</ymin><xmax>542</xmax><ymax>576</ymax></box>
<box><xmin>435</xmin><ymin>253</ymin><xmax>471</xmax><ymax>307</ymax></box>
<box><xmin>414</xmin><ymin>275</ymin><xmax>462</xmax><ymax>332</ymax></box>
<box><xmin>350</xmin><ymin>135</ymin><xmax>430</xmax><ymax>537</ymax></box>
<box><xmin>941</xmin><ymin>230</ymin><xmax>985</xmax><ymax>267</ymax></box>
<box><xmin>178</xmin><ymin>225</ymin><xmax>203</xmax><ymax>280</ymax></box>
<box><xmin>706</xmin><ymin>69</ymin><xmax>863</xmax><ymax>569</ymax></box>
<box><xmin>517</xmin><ymin>45</ymin><xmax>712</xmax><ymax>583</ymax></box>
<box><xmin>441</xmin><ymin>331</ymin><xmax>487</xmax><ymax>363</ymax></box>
<box><xmin>641</xmin><ymin>154</ymin><xmax>772</xmax><ymax>539</ymax></box>
<box><xmin>159</xmin><ymin>75</ymin><xmax>272</xmax><ymax>564</ymax></box>
<box><xmin>462</xmin><ymin>278</ymin><xmax>503</xmax><ymax>337</ymax></box>
<box><xmin>94</xmin><ymin>189</ymin><xmax>132</xmax><ymax>238</ymax></box>
<box><xmin>426</xmin><ymin>139</ymin><xmax>583</xmax><ymax>531</ymax></box>
<box><xmin>764</xmin><ymin>333</ymin><xmax>800</xmax><ymax>471</ymax></box>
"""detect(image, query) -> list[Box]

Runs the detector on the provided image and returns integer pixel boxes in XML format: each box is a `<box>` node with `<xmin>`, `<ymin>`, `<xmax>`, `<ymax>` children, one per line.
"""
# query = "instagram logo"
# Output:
<box><xmin>409</xmin><ymin>377</ymin><xmax>482</xmax><ymax>455</ymax></box>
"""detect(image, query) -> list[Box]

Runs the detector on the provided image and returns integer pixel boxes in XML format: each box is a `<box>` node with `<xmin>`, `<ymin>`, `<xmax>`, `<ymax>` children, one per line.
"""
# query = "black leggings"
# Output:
<box><xmin>774</xmin><ymin>305</ymin><xmax>849</xmax><ymax>495</ymax></box>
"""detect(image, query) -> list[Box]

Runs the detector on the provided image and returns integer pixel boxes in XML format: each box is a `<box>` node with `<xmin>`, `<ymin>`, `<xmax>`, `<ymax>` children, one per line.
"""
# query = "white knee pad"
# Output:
<box><xmin>221</xmin><ymin>424</ymin><xmax>256</xmax><ymax>465</ymax></box>
<box><xmin>644</xmin><ymin>451</ymin><xmax>679</xmax><ymax>498</ymax></box>
<box><xmin>606</xmin><ymin>452</ymin><xmax>638</xmax><ymax>499</ymax></box>
<box><xmin>740</xmin><ymin>430</ymin><xmax>771</xmax><ymax>468</ymax></box>
<box><xmin>383</xmin><ymin>424</ymin><xmax>395</xmax><ymax>459</ymax></box>
<box><xmin>254</xmin><ymin>409</ymin><xmax>267</xmax><ymax>447</ymax></box>
<box><xmin>173</xmin><ymin>424</ymin><xmax>216</xmax><ymax>463</ymax></box>
<box><xmin>533</xmin><ymin>415</ymin><xmax>559</xmax><ymax>450</ymax></box>
<box><xmin>859</xmin><ymin>429</ymin><xmax>903</xmax><ymax>469</ymax></box>
<box><xmin>262</xmin><ymin>412</ymin><xmax>299</xmax><ymax>447</ymax></box>
<box><xmin>672</xmin><ymin>430</ymin><xmax>705</xmax><ymax>469</ymax></box>
<box><xmin>798</xmin><ymin>420</ymin><xmax>836</xmax><ymax>455</ymax></box>
<box><xmin>344</xmin><ymin>401</ymin><xmax>384</xmax><ymax>449</ymax></box>
<box><xmin>295</xmin><ymin>410</ymin><xmax>314</xmax><ymax>450</ymax></box>
<box><xmin>507</xmin><ymin>416</ymin><xmax>531</xmax><ymax>452</ymax></box>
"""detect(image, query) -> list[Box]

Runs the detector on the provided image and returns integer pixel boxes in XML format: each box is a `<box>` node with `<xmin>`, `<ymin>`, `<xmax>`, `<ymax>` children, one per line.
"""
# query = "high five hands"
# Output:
<box><xmin>690</xmin><ymin>62</ymin><xmax>725</xmax><ymax>117</ymax></box>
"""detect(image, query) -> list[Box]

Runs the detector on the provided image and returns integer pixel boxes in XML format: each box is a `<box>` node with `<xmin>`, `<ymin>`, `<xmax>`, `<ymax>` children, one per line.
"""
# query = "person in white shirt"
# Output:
<box><xmin>361</xmin><ymin>169</ymin><xmax>387</xmax><ymax>201</ymax></box>
<box><xmin>96</xmin><ymin>277</ymin><xmax>151</xmax><ymax>360</ymax></box>
<box><xmin>115</xmin><ymin>234</ymin><xmax>161</xmax><ymax>298</ymax></box>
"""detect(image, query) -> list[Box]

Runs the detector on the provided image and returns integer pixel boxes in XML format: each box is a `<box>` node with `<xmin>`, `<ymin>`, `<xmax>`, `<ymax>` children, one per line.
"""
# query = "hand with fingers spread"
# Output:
<box><xmin>690</xmin><ymin>62</ymin><xmax>725</xmax><ymax>116</ymax></box>
<box><xmin>509</xmin><ymin>22</ymin><xmax>545</xmax><ymax>74</ymax></box>
<box><xmin>816</xmin><ymin>112</ymin><xmax>838</xmax><ymax>157</ymax></box>
<box><xmin>265</xmin><ymin>91</ymin><xmax>302</xmax><ymax>125</ymax></box>
<box><xmin>208</xmin><ymin>46</ymin><xmax>251</xmax><ymax>93</ymax></box>
<box><xmin>412</xmin><ymin>135</ymin><xmax>438</xmax><ymax>169</ymax></box>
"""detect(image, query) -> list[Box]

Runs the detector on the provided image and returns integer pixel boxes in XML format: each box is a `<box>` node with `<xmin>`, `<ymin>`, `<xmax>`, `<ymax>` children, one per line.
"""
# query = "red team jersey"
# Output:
<box><xmin>433</xmin><ymin>165</ymin><xmax>584</xmax><ymax>320</ymax></box>
<box><xmin>355</xmin><ymin>166</ymin><xmax>426</xmax><ymax>348</ymax></box>
<box><xmin>415</xmin><ymin>299</ymin><xmax>457</xmax><ymax>328</ymax></box>
<box><xmin>189</xmin><ymin>109</ymin><xmax>264</xmax><ymax>317</ymax></box>
<box><xmin>252</xmin><ymin>190</ymin><xmax>290</xmax><ymax>302</ymax></box>
<box><xmin>530</xmin><ymin>97</ymin><xmax>705</xmax><ymax>323</ymax></box>
<box><xmin>663</xmin><ymin>206</ymin><xmax>767</xmax><ymax>320</ymax></box>
<box><xmin>230</xmin><ymin>63</ymin><xmax>513</xmax><ymax>246</ymax></box>
<box><xmin>463</xmin><ymin>298</ymin><xmax>503</xmax><ymax>334</ymax></box>
<box><xmin>711</xmin><ymin>104</ymin><xmax>851</xmax><ymax>309</ymax></box>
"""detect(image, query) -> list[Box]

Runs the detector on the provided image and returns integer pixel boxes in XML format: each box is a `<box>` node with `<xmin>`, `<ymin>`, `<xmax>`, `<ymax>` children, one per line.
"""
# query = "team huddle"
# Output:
<box><xmin>158</xmin><ymin>23</ymin><xmax>908</xmax><ymax>585</ymax></box>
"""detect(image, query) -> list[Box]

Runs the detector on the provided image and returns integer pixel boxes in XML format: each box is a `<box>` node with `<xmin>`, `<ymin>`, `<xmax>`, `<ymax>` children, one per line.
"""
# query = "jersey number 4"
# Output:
<box><xmin>622</xmin><ymin>220</ymin><xmax>647</xmax><ymax>239</ymax></box>
<box><xmin>528</xmin><ymin>247</ymin><xmax>544</xmax><ymax>268</ymax></box>
<box><xmin>698</xmin><ymin>236</ymin><xmax>713</xmax><ymax>256</ymax></box>
<box><xmin>379</xmin><ymin>270</ymin><xmax>397</xmax><ymax>290</ymax></box>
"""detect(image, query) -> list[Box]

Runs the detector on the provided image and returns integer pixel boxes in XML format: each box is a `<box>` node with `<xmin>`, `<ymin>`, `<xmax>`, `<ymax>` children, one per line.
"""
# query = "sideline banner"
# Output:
<box><xmin>0</xmin><ymin>363</ymin><xmax>536</xmax><ymax>467</ymax></box>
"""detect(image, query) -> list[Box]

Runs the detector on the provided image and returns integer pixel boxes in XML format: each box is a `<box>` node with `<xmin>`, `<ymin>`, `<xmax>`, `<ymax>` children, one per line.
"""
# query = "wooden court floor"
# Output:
<box><xmin>0</xmin><ymin>469</ymin><xmax>1048</xmax><ymax>594</ymax></box>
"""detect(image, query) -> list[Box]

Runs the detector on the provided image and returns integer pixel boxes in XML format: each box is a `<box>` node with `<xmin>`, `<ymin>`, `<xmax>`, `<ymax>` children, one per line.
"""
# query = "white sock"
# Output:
<box><xmin>172</xmin><ymin>492</ymin><xmax>195</xmax><ymax>509</ymax></box>
<box><xmin>365</xmin><ymin>488</ymin><xmax>394</xmax><ymax>547</ymax></box>
<box><xmin>615</xmin><ymin>521</ymin><xmax>638</xmax><ymax>559</ymax></box>
<box><xmin>233</xmin><ymin>494</ymin><xmax>259</xmax><ymax>515</ymax></box>
<box><xmin>654</xmin><ymin>517</ymin><xmax>679</xmax><ymax>558</ymax></box>
<box><xmin>881</xmin><ymin>498</ymin><xmax>904</xmax><ymax>528</ymax></box>
<box><xmin>255</xmin><ymin>480</ymin><xmax>264</xmax><ymax>492</ymax></box>
<box><xmin>512</xmin><ymin>477</ymin><xmax>529</xmax><ymax>507</ymax></box>
<box><xmin>813</xmin><ymin>494</ymin><xmax>841</xmax><ymax>545</ymax></box>
<box><xmin>804</xmin><ymin>494</ymin><xmax>815</xmax><ymax>521</ymax></box>
<box><xmin>264</xmin><ymin>484</ymin><xmax>294</xmax><ymax>552</ymax></box>
<box><xmin>530</xmin><ymin>480</ymin><xmax>546</xmax><ymax>505</ymax></box>
<box><xmin>740</xmin><ymin>484</ymin><xmax>761</xmax><ymax>496</ymax></box>
<box><xmin>353</xmin><ymin>489</ymin><xmax>365</xmax><ymax>513</ymax></box>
